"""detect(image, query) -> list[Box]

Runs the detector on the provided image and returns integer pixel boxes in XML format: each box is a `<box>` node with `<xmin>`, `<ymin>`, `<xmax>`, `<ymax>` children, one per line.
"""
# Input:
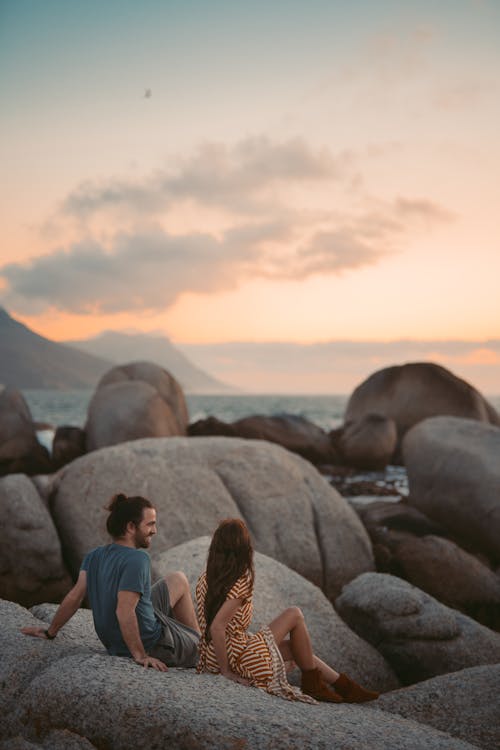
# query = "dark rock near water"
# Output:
<box><xmin>335</xmin><ymin>572</ymin><xmax>500</xmax><ymax>684</ymax></box>
<box><xmin>404</xmin><ymin>416</ymin><xmax>500</xmax><ymax>564</ymax></box>
<box><xmin>0</xmin><ymin>387</ymin><xmax>51</xmax><ymax>476</ymax></box>
<box><xmin>189</xmin><ymin>413</ymin><xmax>337</xmax><ymax>465</ymax></box>
<box><xmin>331</xmin><ymin>413</ymin><xmax>397</xmax><ymax>470</ymax></box>
<box><xmin>344</xmin><ymin>362</ymin><xmax>499</xmax><ymax>461</ymax></box>
<box><xmin>51</xmin><ymin>426</ymin><xmax>86</xmax><ymax>470</ymax></box>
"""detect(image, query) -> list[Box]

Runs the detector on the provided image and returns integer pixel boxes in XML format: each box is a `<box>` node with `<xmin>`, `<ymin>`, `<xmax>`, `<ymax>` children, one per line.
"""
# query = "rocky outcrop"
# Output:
<box><xmin>51</xmin><ymin>437</ymin><xmax>374</xmax><ymax>602</ymax></box>
<box><xmin>0</xmin><ymin>387</ymin><xmax>50</xmax><ymax>476</ymax></box>
<box><xmin>1</xmin><ymin>598</ymin><xmax>479</xmax><ymax>750</ymax></box>
<box><xmin>154</xmin><ymin>537</ymin><xmax>399</xmax><ymax>692</ymax></box>
<box><xmin>335</xmin><ymin>572</ymin><xmax>500</xmax><ymax>684</ymax></box>
<box><xmin>403</xmin><ymin>416</ymin><xmax>500</xmax><ymax>564</ymax></box>
<box><xmin>344</xmin><ymin>362</ymin><xmax>499</xmax><ymax>460</ymax></box>
<box><xmin>0</xmin><ymin>475</ymin><xmax>72</xmax><ymax>606</ymax></box>
<box><xmin>85</xmin><ymin>361</ymin><xmax>189</xmax><ymax>451</ymax></box>
<box><xmin>383</xmin><ymin>534</ymin><xmax>500</xmax><ymax>630</ymax></box>
<box><xmin>189</xmin><ymin>414</ymin><xmax>337</xmax><ymax>465</ymax></box>
<box><xmin>375</xmin><ymin>664</ymin><xmax>500</xmax><ymax>750</ymax></box>
<box><xmin>51</xmin><ymin>426</ymin><xmax>86</xmax><ymax>470</ymax></box>
<box><xmin>331</xmin><ymin>413</ymin><xmax>397</xmax><ymax>470</ymax></box>
<box><xmin>354</xmin><ymin>501</ymin><xmax>500</xmax><ymax>629</ymax></box>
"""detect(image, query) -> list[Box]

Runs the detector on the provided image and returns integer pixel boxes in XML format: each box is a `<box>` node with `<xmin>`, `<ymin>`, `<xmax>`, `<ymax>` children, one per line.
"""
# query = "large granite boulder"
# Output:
<box><xmin>51</xmin><ymin>437</ymin><xmax>374</xmax><ymax>602</ymax></box>
<box><xmin>85</xmin><ymin>361</ymin><xmax>188</xmax><ymax>451</ymax></box>
<box><xmin>375</xmin><ymin>664</ymin><xmax>500</xmax><ymax>750</ymax></box>
<box><xmin>0</xmin><ymin>475</ymin><xmax>72</xmax><ymax>607</ymax></box>
<box><xmin>381</xmin><ymin>533</ymin><xmax>500</xmax><ymax>630</ymax></box>
<box><xmin>189</xmin><ymin>414</ymin><xmax>337</xmax><ymax>465</ymax></box>
<box><xmin>335</xmin><ymin>572</ymin><xmax>500</xmax><ymax>684</ymax></box>
<box><xmin>0</xmin><ymin>387</ymin><xmax>51</xmax><ymax>476</ymax></box>
<box><xmin>331</xmin><ymin>413</ymin><xmax>397</xmax><ymax>470</ymax></box>
<box><xmin>1</xmin><ymin>598</ymin><xmax>479</xmax><ymax>750</ymax></box>
<box><xmin>154</xmin><ymin>536</ymin><xmax>398</xmax><ymax>692</ymax></box>
<box><xmin>344</xmin><ymin>363</ymin><xmax>499</xmax><ymax>460</ymax></box>
<box><xmin>403</xmin><ymin>416</ymin><xmax>500</xmax><ymax>564</ymax></box>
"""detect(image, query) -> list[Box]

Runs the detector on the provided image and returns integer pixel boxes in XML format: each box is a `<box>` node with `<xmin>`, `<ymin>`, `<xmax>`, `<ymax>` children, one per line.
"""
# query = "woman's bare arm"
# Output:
<box><xmin>209</xmin><ymin>598</ymin><xmax>250</xmax><ymax>685</ymax></box>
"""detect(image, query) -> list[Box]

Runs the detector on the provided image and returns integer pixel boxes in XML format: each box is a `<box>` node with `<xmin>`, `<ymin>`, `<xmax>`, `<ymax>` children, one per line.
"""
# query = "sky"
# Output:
<box><xmin>1</xmin><ymin>0</ymin><xmax>499</xmax><ymax>392</ymax></box>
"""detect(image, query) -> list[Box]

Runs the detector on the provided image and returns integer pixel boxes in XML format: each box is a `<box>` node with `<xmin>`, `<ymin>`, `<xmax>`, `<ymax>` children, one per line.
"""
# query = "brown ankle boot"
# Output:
<box><xmin>301</xmin><ymin>668</ymin><xmax>343</xmax><ymax>703</ymax></box>
<box><xmin>333</xmin><ymin>673</ymin><xmax>379</xmax><ymax>703</ymax></box>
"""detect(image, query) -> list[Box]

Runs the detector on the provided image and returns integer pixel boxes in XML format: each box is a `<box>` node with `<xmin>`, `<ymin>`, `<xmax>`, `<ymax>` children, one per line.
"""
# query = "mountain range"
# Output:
<box><xmin>0</xmin><ymin>308</ymin><xmax>234</xmax><ymax>392</ymax></box>
<box><xmin>64</xmin><ymin>331</ymin><xmax>235</xmax><ymax>393</ymax></box>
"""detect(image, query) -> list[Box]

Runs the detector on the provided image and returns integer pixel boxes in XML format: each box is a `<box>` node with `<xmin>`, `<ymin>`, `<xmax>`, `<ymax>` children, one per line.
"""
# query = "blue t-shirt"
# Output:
<box><xmin>80</xmin><ymin>544</ymin><xmax>162</xmax><ymax>656</ymax></box>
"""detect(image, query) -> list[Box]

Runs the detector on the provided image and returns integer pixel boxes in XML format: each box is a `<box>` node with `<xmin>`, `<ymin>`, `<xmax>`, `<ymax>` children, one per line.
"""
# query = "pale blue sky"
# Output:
<box><xmin>1</xmin><ymin>0</ymin><xmax>499</xmax><ymax>394</ymax></box>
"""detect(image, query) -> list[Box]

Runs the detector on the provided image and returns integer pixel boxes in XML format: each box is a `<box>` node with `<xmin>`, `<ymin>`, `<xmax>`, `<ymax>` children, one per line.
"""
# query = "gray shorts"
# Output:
<box><xmin>148</xmin><ymin>578</ymin><xmax>200</xmax><ymax>668</ymax></box>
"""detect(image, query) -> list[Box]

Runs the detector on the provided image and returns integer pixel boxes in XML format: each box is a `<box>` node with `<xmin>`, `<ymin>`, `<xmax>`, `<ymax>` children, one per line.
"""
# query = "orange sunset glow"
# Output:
<box><xmin>1</xmin><ymin>0</ymin><xmax>499</xmax><ymax>392</ymax></box>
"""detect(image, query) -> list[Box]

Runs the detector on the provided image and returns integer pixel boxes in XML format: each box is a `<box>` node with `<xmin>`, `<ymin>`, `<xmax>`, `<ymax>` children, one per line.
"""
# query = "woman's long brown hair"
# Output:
<box><xmin>204</xmin><ymin>518</ymin><xmax>255</xmax><ymax>640</ymax></box>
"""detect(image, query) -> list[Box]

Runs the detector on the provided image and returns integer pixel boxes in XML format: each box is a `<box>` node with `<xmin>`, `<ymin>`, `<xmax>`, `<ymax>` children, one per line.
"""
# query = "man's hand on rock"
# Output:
<box><xmin>21</xmin><ymin>626</ymin><xmax>53</xmax><ymax>639</ymax></box>
<box><xmin>134</xmin><ymin>655</ymin><xmax>168</xmax><ymax>672</ymax></box>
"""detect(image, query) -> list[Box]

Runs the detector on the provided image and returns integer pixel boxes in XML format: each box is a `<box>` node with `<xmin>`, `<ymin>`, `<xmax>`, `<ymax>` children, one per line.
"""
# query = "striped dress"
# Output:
<box><xmin>196</xmin><ymin>569</ymin><xmax>316</xmax><ymax>703</ymax></box>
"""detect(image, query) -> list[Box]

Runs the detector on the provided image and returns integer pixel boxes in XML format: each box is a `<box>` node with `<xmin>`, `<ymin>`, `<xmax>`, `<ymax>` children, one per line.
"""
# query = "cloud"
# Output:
<box><xmin>60</xmin><ymin>136</ymin><xmax>344</xmax><ymax>222</ymax></box>
<box><xmin>0</xmin><ymin>135</ymin><xmax>453</xmax><ymax>316</ymax></box>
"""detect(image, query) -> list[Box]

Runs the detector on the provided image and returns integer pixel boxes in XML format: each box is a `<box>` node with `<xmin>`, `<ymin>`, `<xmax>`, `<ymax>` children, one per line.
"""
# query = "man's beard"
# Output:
<box><xmin>134</xmin><ymin>531</ymin><xmax>153</xmax><ymax>549</ymax></box>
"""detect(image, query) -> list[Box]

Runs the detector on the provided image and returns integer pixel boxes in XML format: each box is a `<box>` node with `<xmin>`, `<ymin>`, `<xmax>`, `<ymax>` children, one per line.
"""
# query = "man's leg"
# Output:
<box><xmin>164</xmin><ymin>571</ymin><xmax>200</xmax><ymax>634</ymax></box>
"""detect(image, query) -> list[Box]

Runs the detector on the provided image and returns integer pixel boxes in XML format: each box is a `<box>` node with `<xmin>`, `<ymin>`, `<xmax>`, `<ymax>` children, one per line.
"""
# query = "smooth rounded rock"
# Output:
<box><xmin>0</xmin><ymin>387</ymin><xmax>50</xmax><ymax>476</ymax></box>
<box><xmin>335</xmin><ymin>572</ymin><xmax>500</xmax><ymax>684</ymax></box>
<box><xmin>344</xmin><ymin>363</ymin><xmax>499</xmax><ymax>459</ymax></box>
<box><xmin>51</xmin><ymin>436</ymin><xmax>374</xmax><ymax>602</ymax></box>
<box><xmin>97</xmin><ymin>360</ymin><xmax>188</xmax><ymax>430</ymax></box>
<box><xmin>0</xmin><ymin>475</ymin><xmax>72</xmax><ymax>607</ymax></box>
<box><xmin>403</xmin><ymin>416</ymin><xmax>500</xmax><ymax>563</ymax></box>
<box><xmin>332</xmin><ymin>413</ymin><xmax>397</xmax><ymax>470</ymax></box>
<box><xmin>154</xmin><ymin>536</ymin><xmax>398</xmax><ymax>692</ymax></box>
<box><xmin>85</xmin><ymin>381</ymin><xmax>183</xmax><ymax>451</ymax></box>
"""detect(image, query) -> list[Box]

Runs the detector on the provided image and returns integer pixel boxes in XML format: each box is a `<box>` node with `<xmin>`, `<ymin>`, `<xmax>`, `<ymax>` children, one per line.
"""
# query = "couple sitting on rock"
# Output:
<box><xmin>22</xmin><ymin>494</ymin><xmax>378</xmax><ymax>704</ymax></box>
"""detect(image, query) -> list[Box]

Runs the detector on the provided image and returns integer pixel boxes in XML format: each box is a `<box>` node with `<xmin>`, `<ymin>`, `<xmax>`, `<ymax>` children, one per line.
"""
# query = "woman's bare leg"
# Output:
<box><xmin>164</xmin><ymin>571</ymin><xmax>201</xmax><ymax>634</ymax></box>
<box><xmin>268</xmin><ymin>607</ymin><xmax>314</xmax><ymax>671</ymax></box>
<box><xmin>279</xmin><ymin>640</ymin><xmax>339</xmax><ymax>684</ymax></box>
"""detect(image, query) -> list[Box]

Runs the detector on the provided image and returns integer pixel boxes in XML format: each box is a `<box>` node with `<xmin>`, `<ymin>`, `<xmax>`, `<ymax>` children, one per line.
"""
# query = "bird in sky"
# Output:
<box><xmin>144</xmin><ymin>88</ymin><xmax>152</xmax><ymax>98</ymax></box>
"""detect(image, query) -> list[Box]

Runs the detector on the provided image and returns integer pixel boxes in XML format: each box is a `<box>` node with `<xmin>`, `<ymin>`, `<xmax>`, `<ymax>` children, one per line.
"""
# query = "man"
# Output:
<box><xmin>22</xmin><ymin>493</ymin><xmax>200</xmax><ymax>672</ymax></box>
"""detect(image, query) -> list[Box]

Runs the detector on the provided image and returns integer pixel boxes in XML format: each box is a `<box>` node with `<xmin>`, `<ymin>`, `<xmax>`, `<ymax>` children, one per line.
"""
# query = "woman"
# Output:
<box><xmin>196</xmin><ymin>518</ymin><xmax>379</xmax><ymax>704</ymax></box>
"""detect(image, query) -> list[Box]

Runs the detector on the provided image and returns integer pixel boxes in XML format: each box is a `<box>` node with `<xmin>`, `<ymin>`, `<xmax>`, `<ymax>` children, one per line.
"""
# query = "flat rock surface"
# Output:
<box><xmin>1</xmin><ymin>597</ymin><xmax>482</xmax><ymax>749</ymax></box>
<box><xmin>374</xmin><ymin>665</ymin><xmax>500</xmax><ymax>750</ymax></box>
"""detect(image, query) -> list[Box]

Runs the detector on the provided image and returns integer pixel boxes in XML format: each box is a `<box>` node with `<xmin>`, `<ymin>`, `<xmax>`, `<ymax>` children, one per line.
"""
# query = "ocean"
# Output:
<box><xmin>23</xmin><ymin>390</ymin><xmax>350</xmax><ymax>432</ymax></box>
<box><xmin>23</xmin><ymin>390</ymin><xmax>500</xmax><ymax>506</ymax></box>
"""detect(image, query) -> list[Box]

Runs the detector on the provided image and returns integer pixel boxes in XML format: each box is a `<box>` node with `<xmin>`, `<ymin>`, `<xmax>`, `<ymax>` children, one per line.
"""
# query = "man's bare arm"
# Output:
<box><xmin>21</xmin><ymin>570</ymin><xmax>87</xmax><ymax>639</ymax></box>
<box><xmin>116</xmin><ymin>590</ymin><xmax>167</xmax><ymax>672</ymax></box>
